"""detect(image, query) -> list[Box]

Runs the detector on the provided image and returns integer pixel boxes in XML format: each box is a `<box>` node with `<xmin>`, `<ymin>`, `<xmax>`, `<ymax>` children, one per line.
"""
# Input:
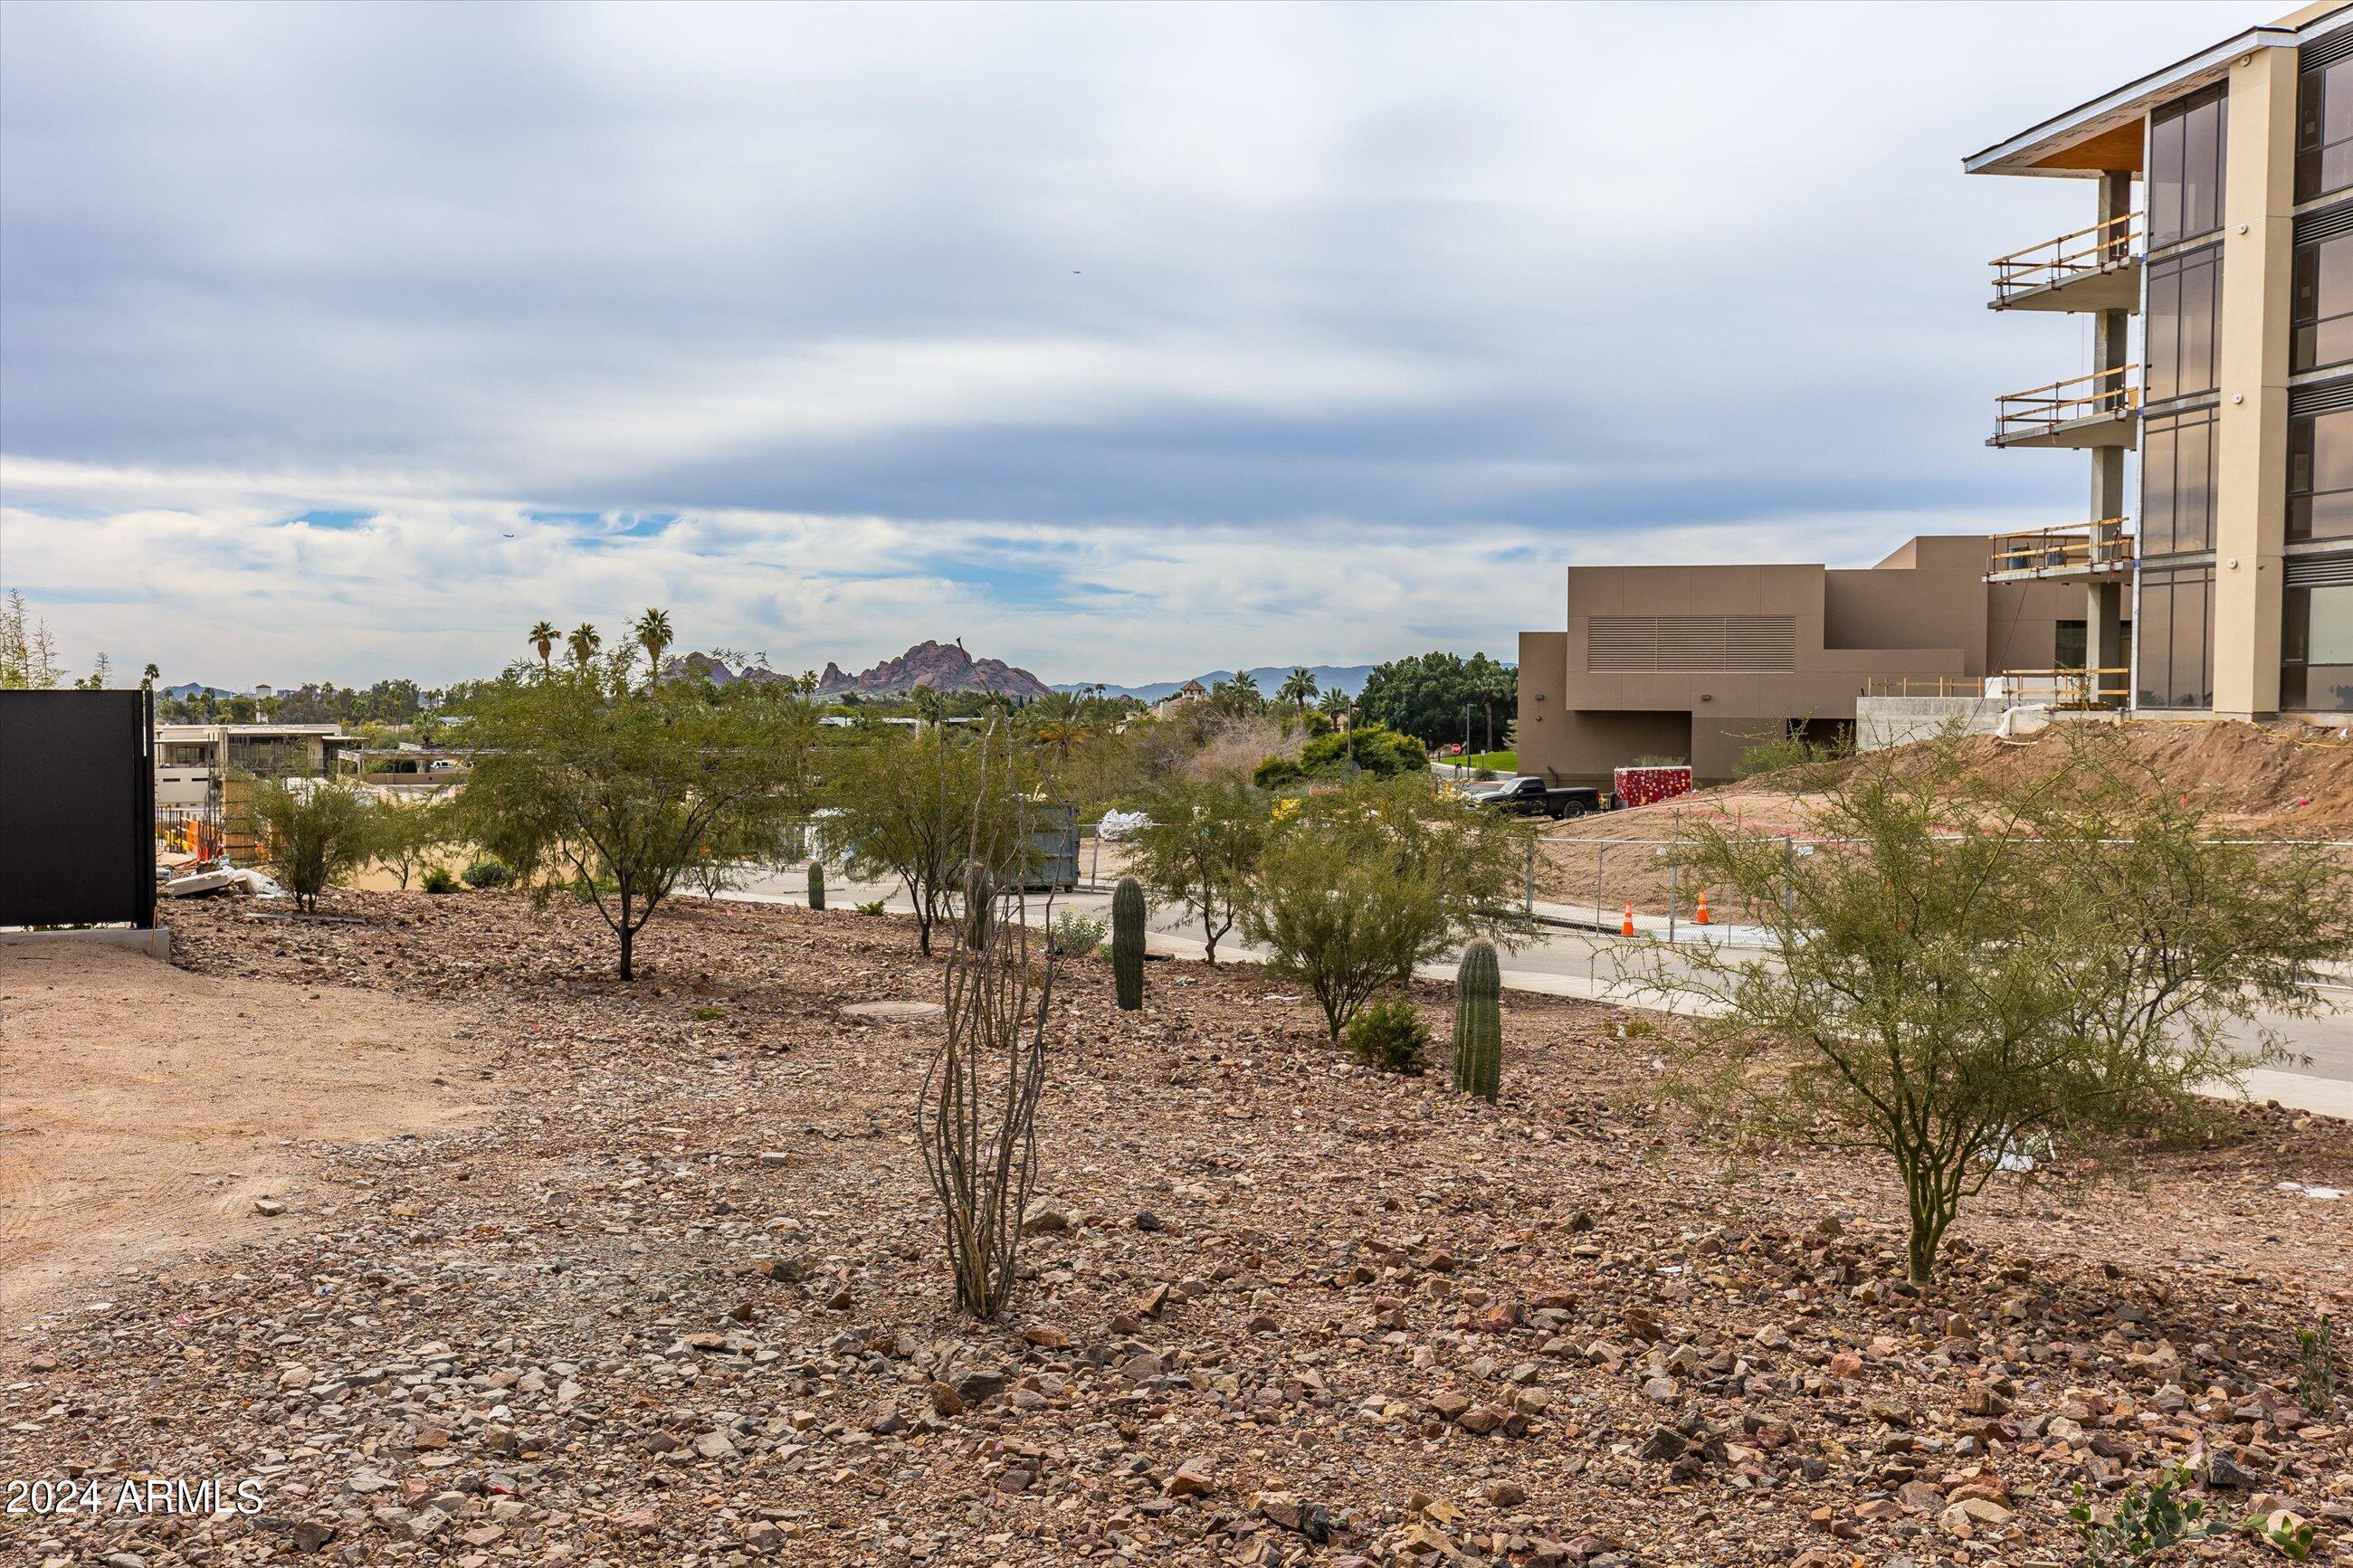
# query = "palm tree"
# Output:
<box><xmin>1278</xmin><ymin>667</ymin><xmax>1319</xmax><ymax>711</ymax></box>
<box><xmin>632</xmin><ymin>607</ymin><xmax>674</xmax><ymax>683</ymax></box>
<box><xmin>140</xmin><ymin>661</ymin><xmax>159</xmax><ymax>689</ymax></box>
<box><xmin>1027</xmin><ymin>691</ymin><xmax>1096</xmax><ymax>765</ymax></box>
<box><xmin>567</xmin><ymin>622</ymin><xmax>602</xmax><ymax>668</ymax></box>
<box><xmin>1317</xmin><ymin>687</ymin><xmax>1353</xmax><ymax>723</ymax></box>
<box><xmin>529</xmin><ymin>621</ymin><xmax>558</xmax><ymax>671</ymax></box>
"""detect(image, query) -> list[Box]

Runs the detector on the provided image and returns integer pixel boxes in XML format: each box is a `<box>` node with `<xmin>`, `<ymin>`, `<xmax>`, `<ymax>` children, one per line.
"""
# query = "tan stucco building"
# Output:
<box><xmin>1516</xmin><ymin>537</ymin><xmax>2082</xmax><ymax>785</ymax></box>
<box><xmin>1967</xmin><ymin>0</ymin><xmax>2353</xmax><ymax>720</ymax></box>
<box><xmin>1519</xmin><ymin>3</ymin><xmax>2353</xmax><ymax>785</ymax></box>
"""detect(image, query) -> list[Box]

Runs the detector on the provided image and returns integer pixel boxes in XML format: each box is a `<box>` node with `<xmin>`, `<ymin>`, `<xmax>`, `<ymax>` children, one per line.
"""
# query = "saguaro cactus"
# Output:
<box><xmin>1453</xmin><ymin>939</ymin><xmax>1501</xmax><ymax>1101</ymax></box>
<box><xmin>807</xmin><ymin>860</ymin><xmax>825</xmax><ymax>912</ymax></box>
<box><xmin>963</xmin><ymin>860</ymin><xmax>994</xmax><ymax>949</ymax></box>
<box><xmin>1112</xmin><ymin>876</ymin><xmax>1146</xmax><ymax>1011</ymax></box>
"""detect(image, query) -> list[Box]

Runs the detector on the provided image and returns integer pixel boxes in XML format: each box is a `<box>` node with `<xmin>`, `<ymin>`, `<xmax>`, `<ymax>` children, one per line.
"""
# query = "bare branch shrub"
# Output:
<box><xmin>918</xmin><ymin>722</ymin><xmax>1058</xmax><ymax>1317</ymax></box>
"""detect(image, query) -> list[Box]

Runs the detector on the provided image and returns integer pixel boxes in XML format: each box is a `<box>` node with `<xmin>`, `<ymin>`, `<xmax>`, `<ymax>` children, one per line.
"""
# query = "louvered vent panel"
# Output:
<box><xmin>2296</xmin><ymin>197</ymin><xmax>2353</xmax><ymax>247</ymax></box>
<box><xmin>2304</xmin><ymin>20</ymin><xmax>2353</xmax><ymax>70</ymax></box>
<box><xmin>1586</xmin><ymin>618</ymin><xmax>1657</xmax><ymax>671</ymax></box>
<box><xmin>2292</xmin><ymin>375</ymin><xmax>2353</xmax><ymax>416</ymax></box>
<box><xmin>1654</xmin><ymin>619</ymin><xmax>1723</xmax><ymax>670</ymax></box>
<box><xmin>1721</xmin><ymin>617</ymin><xmax>1797</xmax><ymax>670</ymax></box>
<box><xmin>2285</xmin><ymin>551</ymin><xmax>2353</xmax><ymax>588</ymax></box>
<box><xmin>1588</xmin><ymin>616</ymin><xmax>1796</xmax><ymax>672</ymax></box>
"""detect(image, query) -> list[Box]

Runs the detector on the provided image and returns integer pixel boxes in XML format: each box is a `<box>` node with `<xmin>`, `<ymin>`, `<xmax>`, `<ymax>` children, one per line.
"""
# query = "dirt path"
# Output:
<box><xmin>0</xmin><ymin>937</ymin><xmax>481</xmax><ymax>1319</ymax></box>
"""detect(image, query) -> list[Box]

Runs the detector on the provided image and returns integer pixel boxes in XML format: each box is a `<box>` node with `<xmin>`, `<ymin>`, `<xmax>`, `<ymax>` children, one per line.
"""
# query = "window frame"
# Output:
<box><xmin>2282</xmin><ymin>580</ymin><xmax>2353</xmax><ymax>712</ymax></box>
<box><xmin>2292</xmin><ymin>230</ymin><xmax>2353</xmax><ymax>374</ymax></box>
<box><xmin>2298</xmin><ymin>55</ymin><xmax>2353</xmax><ymax>204</ymax></box>
<box><xmin>2150</xmin><ymin>85</ymin><xmax>2227</xmax><ymax>249</ymax></box>
<box><xmin>2135</xmin><ymin>564</ymin><xmax>2215</xmax><ymax>711</ymax></box>
<box><xmin>2143</xmin><ymin>244</ymin><xmax>2222</xmax><ymax>405</ymax></box>
<box><xmin>2139</xmin><ymin>405</ymin><xmax>2216</xmax><ymax>557</ymax></box>
<box><xmin>2288</xmin><ymin>405</ymin><xmax>2353</xmax><ymax>543</ymax></box>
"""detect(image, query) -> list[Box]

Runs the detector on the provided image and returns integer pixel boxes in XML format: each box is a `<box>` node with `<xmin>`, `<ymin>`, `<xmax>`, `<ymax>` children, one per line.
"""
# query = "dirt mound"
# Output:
<box><xmin>1953</xmin><ymin>719</ymin><xmax>2353</xmax><ymax>836</ymax></box>
<box><xmin>1529</xmin><ymin>720</ymin><xmax>2353</xmax><ymax>913</ymax></box>
<box><xmin>1554</xmin><ymin>719</ymin><xmax>2353</xmax><ymax>841</ymax></box>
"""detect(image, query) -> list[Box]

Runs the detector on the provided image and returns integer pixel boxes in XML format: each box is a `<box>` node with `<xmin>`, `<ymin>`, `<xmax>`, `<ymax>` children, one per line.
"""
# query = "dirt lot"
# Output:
<box><xmin>4</xmin><ymin>890</ymin><xmax>2349</xmax><ymax>1567</ymax></box>
<box><xmin>0</xmin><ymin>939</ymin><xmax>478</xmax><ymax>1314</ymax></box>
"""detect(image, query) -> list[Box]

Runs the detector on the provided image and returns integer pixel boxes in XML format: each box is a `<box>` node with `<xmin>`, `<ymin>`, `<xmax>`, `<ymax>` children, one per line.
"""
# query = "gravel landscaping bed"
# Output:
<box><xmin>5</xmin><ymin>889</ymin><xmax>2349</xmax><ymax>1567</ymax></box>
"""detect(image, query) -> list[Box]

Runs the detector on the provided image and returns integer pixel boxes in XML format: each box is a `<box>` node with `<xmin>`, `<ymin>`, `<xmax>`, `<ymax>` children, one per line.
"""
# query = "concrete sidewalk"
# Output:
<box><xmin>699</xmin><ymin>869</ymin><xmax>2353</xmax><ymax>1121</ymax></box>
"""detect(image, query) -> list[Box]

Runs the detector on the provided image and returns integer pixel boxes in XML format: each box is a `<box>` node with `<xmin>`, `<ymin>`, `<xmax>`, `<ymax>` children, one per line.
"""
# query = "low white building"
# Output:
<box><xmin>155</xmin><ymin>723</ymin><xmax>356</xmax><ymax>812</ymax></box>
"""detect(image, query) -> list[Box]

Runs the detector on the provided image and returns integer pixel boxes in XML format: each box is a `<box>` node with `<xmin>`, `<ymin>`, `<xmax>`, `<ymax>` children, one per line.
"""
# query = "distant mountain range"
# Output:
<box><xmin>161</xmin><ymin>681</ymin><xmax>242</xmax><ymax>700</ymax></box>
<box><xmin>1054</xmin><ymin>664</ymin><xmax>1376</xmax><ymax>704</ymax></box>
<box><xmin>816</xmin><ymin>640</ymin><xmax>1052</xmax><ymax>700</ymax></box>
<box><xmin>669</xmin><ymin>640</ymin><xmax>1054</xmax><ymax>701</ymax></box>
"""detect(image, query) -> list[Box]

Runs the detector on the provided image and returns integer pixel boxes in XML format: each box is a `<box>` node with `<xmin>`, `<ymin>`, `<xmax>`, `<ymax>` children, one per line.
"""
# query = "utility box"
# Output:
<box><xmin>1024</xmin><ymin>803</ymin><xmax>1080</xmax><ymax>890</ymax></box>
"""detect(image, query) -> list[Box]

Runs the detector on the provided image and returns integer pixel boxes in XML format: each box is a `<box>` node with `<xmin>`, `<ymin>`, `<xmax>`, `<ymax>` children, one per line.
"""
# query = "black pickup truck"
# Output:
<box><xmin>1463</xmin><ymin>775</ymin><xmax>1605</xmax><ymax>819</ymax></box>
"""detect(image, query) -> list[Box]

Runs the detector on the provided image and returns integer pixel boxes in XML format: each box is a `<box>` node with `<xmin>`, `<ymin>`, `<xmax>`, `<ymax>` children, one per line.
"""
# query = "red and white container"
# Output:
<box><xmin>1611</xmin><ymin>765</ymin><xmax>1693</xmax><ymax>810</ymax></box>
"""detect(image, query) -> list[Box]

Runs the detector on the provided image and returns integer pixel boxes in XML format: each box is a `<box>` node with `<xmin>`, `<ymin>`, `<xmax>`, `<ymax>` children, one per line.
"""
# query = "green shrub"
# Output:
<box><xmin>1729</xmin><ymin>724</ymin><xmax>1853</xmax><ymax>790</ymax></box>
<box><xmin>234</xmin><ymin>773</ymin><xmax>378</xmax><ymax>913</ymax></box>
<box><xmin>1344</xmin><ymin>997</ymin><xmax>1428</xmax><ymax>1075</ymax></box>
<box><xmin>1253</xmin><ymin>724</ymin><xmax>1428</xmax><ymax>789</ymax></box>
<box><xmin>462</xmin><ymin>855</ymin><xmax>515</xmax><ymax>889</ymax></box>
<box><xmin>421</xmin><ymin>865</ymin><xmax>460</xmax><ymax>895</ymax></box>
<box><xmin>855</xmin><ymin>898</ymin><xmax>887</xmax><ymax>917</ymax></box>
<box><xmin>2300</xmin><ymin>1316</ymin><xmax>2338</xmax><ymax>1412</ymax></box>
<box><xmin>1050</xmin><ymin>909</ymin><xmax>1107</xmax><ymax>958</ymax></box>
<box><xmin>1242</xmin><ymin>776</ymin><xmax>1534</xmax><ymax>1039</ymax></box>
<box><xmin>2071</xmin><ymin>1465</ymin><xmax>2215</xmax><ymax>1567</ymax></box>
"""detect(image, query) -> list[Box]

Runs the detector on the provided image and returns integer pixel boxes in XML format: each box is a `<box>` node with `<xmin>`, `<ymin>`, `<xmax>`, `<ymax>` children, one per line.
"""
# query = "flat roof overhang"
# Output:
<box><xmin>1962</xmin><ymin>19</ymin><xmax>2325</xmax><ymax>179</ymax></box>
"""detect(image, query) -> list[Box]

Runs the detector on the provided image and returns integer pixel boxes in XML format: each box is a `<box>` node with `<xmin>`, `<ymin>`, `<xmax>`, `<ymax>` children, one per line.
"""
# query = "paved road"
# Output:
<box><xmin>710</xmin><ymin>865</ymin><xmax>2353</xmax><ymax>1119</ymax></box>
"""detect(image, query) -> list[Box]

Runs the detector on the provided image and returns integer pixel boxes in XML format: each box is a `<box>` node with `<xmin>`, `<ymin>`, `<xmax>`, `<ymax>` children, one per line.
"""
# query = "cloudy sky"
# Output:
<box><xmin>0</xmin><ymin>0</ymin><xmax>2276</xmax><ymax>689</ymax></box>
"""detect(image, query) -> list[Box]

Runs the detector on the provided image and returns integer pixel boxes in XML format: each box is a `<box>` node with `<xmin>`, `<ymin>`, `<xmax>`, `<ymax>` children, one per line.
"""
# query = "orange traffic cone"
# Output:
<box><xmin>1621</xmin><ymin>901</ymin><xmax>1635</xmax><ymax>937</ymax></box>
<box><xmin>1694</xmin><ymin>889</ymin><xmax>1711</xmax><ymax>926</ymax></box>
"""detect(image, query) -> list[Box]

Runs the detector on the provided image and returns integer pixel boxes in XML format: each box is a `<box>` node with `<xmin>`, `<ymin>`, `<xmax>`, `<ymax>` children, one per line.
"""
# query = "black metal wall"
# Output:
<box><xmin>0</xmin><ymin>689</ymin><xmax>157</xmax><ymax>929</ymax></box>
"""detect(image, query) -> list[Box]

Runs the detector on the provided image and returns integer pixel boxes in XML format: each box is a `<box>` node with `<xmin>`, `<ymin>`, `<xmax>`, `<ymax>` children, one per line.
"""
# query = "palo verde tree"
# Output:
<box><xmin>368</xmin><ymin>788</ymin><xmax>459</xmax><ymax>890</ymax></box>
<box><xmin>1665</xmin><ymin>732</ymin><xmax>2349</xmax><ymax>1284</ymax></box>
<box><xmin>457</xmin><ymin>651</ymin><xmax>816</xmax><ymax>979</ymax></box>
<box><xmin>1243</xmin><ymin>774</ymin><xmax>1536</xmax><ymax>1039</ymax></box>
<box><xmin>1124</xmin><ymin>774</ymin><xmax>1271</xmax><ymax>965</ymax></box>
<box><xmin>236</xmin><ymin>772</ymin><xmax>381</xmax><ymax>913</ymax></box>
<box><xmin>826</xmin><ymin>722</ymin><xmax>1033</xmax><ymax>955</ymax></box>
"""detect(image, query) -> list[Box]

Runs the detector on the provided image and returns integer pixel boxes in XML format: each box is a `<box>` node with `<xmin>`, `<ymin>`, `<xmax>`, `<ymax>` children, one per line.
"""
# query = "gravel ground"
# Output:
<box><xmin>5</xmin><ymin>889</ymin><xmax>2349</xmax><ymax>1568</ymax></box>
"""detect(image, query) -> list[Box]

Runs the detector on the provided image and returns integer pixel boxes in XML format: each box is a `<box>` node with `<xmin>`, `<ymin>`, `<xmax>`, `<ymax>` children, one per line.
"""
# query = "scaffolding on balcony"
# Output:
<box><xmin>1991</xmin><ymin>364</ymin><xmax>2139</xmax><ymax>447</ymax></box>
<box><xmin>1985</xmin><ymin>518</ymin><xmax>2136</xmax><ymax>580</ymax></box>
<box><xmin>1993</xmin><ymin>667</ymin><xmax>2129</xmax><ymax>708</ymax></box>
<box><xmin>1990</xmin><ymin>211</ymin><xmax>2142</xmax><ymax>310</ymax></box>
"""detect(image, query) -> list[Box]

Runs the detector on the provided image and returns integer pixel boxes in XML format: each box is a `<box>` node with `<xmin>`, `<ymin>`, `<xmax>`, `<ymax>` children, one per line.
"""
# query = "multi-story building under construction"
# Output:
<box><xmin>1967</xmin><ymin>0</ymin><xmax>2353</xmax><ymax>718</ymax></box>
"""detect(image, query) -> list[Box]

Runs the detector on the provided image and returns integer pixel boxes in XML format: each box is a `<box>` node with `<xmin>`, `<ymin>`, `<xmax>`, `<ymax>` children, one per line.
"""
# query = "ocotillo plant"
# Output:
<box><xmin>919</xmin><ymin>720</ymin><xmax>1055</xmax><ymax>1318</ymax></box>
<box><xmin>963</xmin><ymin>859</ymin><xmax>994</xmax><ymax>949</ymax></box>
<box><xmin>1112</xmin><ymin>876</ymin><xmax>1146</xmax><ymax>1011</ymax></box>
<box><xmin>806</xmin><ymin>860</ymin><xmax>825</xmax><ymax>911</ymax></box>
<box><xmin>1453</xmin><ymin>939</ymin><xmax>1502</xmax><ymax>1101</ymax></box>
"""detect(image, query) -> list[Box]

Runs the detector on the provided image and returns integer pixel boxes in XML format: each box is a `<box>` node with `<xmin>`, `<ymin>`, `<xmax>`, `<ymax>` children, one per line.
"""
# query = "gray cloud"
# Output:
<box><xmin>0</xmin><ymin>0</ymin><xmax>2275</xmax><ymax>685</ymax></box>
